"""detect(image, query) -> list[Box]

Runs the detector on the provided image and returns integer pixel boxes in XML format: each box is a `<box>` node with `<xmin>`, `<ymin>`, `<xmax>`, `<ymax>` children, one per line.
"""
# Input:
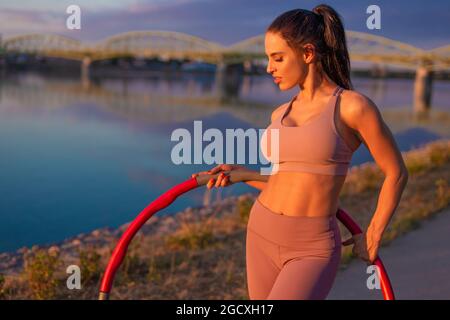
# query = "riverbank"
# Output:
<box><xmin>0</xmin><ymin>139</ymin><xmax>449</xmax><ymax>299</ymax></box>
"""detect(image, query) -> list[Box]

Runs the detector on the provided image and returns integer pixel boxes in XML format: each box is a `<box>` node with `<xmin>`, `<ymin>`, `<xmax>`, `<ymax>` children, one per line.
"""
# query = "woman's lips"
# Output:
<box><xmin>274</xmin><ymin>77</ymin><xmax>282</xmax><ymax>84</ymax></box>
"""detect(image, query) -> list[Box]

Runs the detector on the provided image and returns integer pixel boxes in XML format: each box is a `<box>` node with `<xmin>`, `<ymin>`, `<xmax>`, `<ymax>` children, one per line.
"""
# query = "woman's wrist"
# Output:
<box><xmin>367</xmin><ymin>224</ymin><xmax>383</xmax><ymax>243</ymax></box>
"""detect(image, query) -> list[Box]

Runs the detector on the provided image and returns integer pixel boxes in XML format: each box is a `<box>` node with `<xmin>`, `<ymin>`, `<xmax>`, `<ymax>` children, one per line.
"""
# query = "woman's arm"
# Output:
<box><xmin>244</xmin><ymin>180</ymin><xmax>268</xmax><ymax>191</ymax></box>
<box><xmin>195</xmin><ymin>165</ymin><xmax>270</xmax><ymax>191</ymax></box>
<box><xmin>245</xmin><ymin>181</ymin><xmax>267</xmax><ymax>191</ymax></box>
<box><xmin>341</xmin><ymin>92</ymin><xmax>409</xmax><ymax>263</ymax></box>
<box><xmin>242</xmin><ymin>169</ymin><xmax>270</xmax><ymax>191</ymax></box>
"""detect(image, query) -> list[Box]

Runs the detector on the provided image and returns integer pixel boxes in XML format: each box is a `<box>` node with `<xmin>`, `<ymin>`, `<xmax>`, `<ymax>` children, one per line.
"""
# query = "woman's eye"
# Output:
<box><xmin>275</xmin><ymin>58</ymin><xmax>283</xmax><ymax>62</ymax></box>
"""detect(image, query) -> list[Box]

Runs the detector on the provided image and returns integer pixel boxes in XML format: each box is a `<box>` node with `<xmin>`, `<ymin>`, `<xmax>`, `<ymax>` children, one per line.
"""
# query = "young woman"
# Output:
<box><xmin>192</xmin><ymin>4</ymin><xmax>408</xmax><ymax>300</ymax></box>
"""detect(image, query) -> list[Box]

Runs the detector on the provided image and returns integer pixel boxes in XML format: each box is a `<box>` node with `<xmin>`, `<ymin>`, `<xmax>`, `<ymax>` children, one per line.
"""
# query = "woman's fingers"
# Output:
<box><xmin>344</xmin><ymin>234</ymin><xmax>372</xmax><ymax>263</ymax></box>
<box><xmin>205</xmin><ymin>173</ymin><xmax>232</xmax><ymax>189</ymax></box>
<box><xmin>359</xmin><ymin>251</ymin><xmax>371</xmax><ymax>263</ymax></box>
<box><xmin>193</xmin><ymin>165</ymin><xmax>236</xmax><ymax>188</ymax></box>
<box><xmin>191</xmin><ymin>171</ymin><xmax>205</xmax><ymax>178</ymax></box>
<box><xmin>221</xmin><ymin>175</ymin><xmax>230</xmax><ymax>187</ymax></box>
<box><xmin>206</xmin><ymin>175</ymin><xmax>220</xmax><ymax>189</ymax></box>
<box><xmin>209</xmin><ymin>164</ymin><xmax>226</xmax><ymax>175</ymax></box>
<box><xmin>192</xmin><ymin>164</ymin><xmax>236</xmax><ymax>179</ymax></box>
<box><xmin>191</xmin><ymin>169</ymin><xmax>217</xmax><ymax>178</ymax></box>
<box><xmin>215</xmin><ymin>173</ymin><xmax>226</xmax><ymax>188</ymax></box>
<box><xmin>342</xmin><ymin>238</ymin><xmax>355</xmax><ymax>246</ymax></box>
<box><xmin>214</xmin><ymin>175</ymin><xmax>221</xmax><ymax>188</ymax></box>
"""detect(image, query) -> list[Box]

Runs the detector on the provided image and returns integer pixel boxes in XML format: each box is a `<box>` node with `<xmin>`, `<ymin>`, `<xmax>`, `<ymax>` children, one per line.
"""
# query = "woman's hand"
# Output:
<box><xmin>342</xmin><ymin>231</ymin><xmax>381</xmax><ymax>265</ymax></box>
<box><xmin>191</xmin><ymin>164</ymin><xmax>247</xmax><ymax>189</ymax></box>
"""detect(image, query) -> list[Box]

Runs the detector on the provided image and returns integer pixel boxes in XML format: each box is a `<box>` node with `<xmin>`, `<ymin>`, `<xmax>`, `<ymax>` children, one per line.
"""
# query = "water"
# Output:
<box><xmin>0</xmin><ymin>72</ymin><xmax>449</xmax><ymax>252</ymax></box>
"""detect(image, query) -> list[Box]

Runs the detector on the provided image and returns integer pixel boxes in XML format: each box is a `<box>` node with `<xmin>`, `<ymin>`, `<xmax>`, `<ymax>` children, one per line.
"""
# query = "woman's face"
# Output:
<box><xmin>264</xmin><ymin>31</ymin><xmax>309</xmax><ymax>91</ymax></box>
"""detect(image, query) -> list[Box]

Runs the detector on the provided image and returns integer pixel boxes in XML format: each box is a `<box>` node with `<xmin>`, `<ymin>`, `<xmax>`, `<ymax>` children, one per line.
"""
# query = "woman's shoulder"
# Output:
<box><xmin>340</xmin><ymin>88</ymin><xmax>379</xmax><ymax>111</ymax></box>
<box><xmin>270</xmin><ymin>102</ymin><xmax>290</xmax><ymax>123</ymax></box>
<box><xmin>339</xmin><ymin>88</ymin><xmax>381</xmax><ymax>129</ymax></box>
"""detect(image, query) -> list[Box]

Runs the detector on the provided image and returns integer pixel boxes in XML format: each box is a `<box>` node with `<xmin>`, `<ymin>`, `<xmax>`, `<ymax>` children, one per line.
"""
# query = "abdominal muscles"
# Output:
<box><xmin>258</xmin><ymin>172</ymin><xmax>347</xmax><ymax>217</ymax></box>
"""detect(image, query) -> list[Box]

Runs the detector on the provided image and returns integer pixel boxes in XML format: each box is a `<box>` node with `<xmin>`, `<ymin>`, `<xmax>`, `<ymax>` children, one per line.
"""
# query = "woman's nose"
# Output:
<box><xmin>266</xmin><ymin>61</ymin><xmax>275</xmax><ymax>74</ymax></box>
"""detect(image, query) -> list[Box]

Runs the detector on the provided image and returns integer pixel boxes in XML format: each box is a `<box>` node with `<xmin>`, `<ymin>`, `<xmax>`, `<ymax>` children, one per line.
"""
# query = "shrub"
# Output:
<box><xmin>147</xmin><ymin>251</ymin><xmax>185</xmax><ymax>283</ymax></box>
<box><xmin>0</xmin><ymin>274</ymin><xmax>5</xmax><ymax>299</ymax></box>
<box><xmin>428</xmin><ymin>143</ymin><xmax>449</xmax><ymax>167</ymax></box>
<box><xmin>405</xmin><ymin>156</ymin><xmax>428</xmax><ymax>175</ymax></box>
<box><xmin>236</xmin><ymin>197</ymin><xmax>254</xmax><ymax>224</ymax></box>
<box><xmin>114</xmin><ymin>239</ymin><xmax>148</xmax><ymax>285</ymax></box>
<box><xmin>78</xmin><ymin>246</ymin><xmax>102</xmax><ymax>286</ymax></box>
<box><xmin>435</xmin><ymin>178</ymin><xmax>450</xmax><ymax>209</ymax></box>
<box><xmin>165</xmin><ymin>220</ymin><xmax>217</xmax><ymax>250</ymax></box>
<box><xmin>23</xmin><ymin>248</ymin><xmax>62</xmax><ymax>299</ymax></box>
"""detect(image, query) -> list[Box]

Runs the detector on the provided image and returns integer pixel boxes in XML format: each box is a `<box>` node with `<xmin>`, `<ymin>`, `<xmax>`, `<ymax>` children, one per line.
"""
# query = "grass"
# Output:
<box><xmin>22</xmin><ymin>248</ymin><xmax>62</xmax><ymax>300</ymax></box>
<box><xmin>78</xmin><ymin>246</ymin><xmax>103</xmax><ymax>287</ymax></box>
<box><xmin>165</xmin><ymin>218</ymin><xmax>218</xmax><ymax>251</ymax></box>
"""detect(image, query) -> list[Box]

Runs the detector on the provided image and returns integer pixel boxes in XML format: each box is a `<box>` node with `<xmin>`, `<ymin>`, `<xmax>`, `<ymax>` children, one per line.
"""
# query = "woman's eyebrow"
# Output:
<box><xmin>266</xmin><ymin>51</ymin><xmax>285</xmax><ymax>57</ymax></box>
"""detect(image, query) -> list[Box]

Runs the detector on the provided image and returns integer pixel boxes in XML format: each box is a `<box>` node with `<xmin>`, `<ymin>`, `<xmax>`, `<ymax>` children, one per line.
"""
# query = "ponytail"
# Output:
<box><xmin>313</xmin><ymin>4</ymin><xmax>353</xmax><ymax>90</ymax></box>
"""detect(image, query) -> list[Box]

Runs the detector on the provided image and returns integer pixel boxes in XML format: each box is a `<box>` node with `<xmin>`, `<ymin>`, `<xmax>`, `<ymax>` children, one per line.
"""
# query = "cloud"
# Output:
<box><xmin>0</xmin><ymin>0</ymin><xmax>136</xmax><ymax>13</ymax></box>
<box><xmin>126</xmin><ymin>0</ymin><xmax>193</xmax><ymax>14</ymax></box>
<box><xmin>0</xmin><ymin>8</ymin><xmax>65</xmax><ymax>35</ymax></box>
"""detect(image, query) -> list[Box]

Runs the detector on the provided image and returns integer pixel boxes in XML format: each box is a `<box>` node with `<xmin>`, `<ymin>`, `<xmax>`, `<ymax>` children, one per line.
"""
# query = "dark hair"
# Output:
<box><xmin>267</xmin><ymin>4</ymin><xmax>353</xmax><ymax>90</ymax></box>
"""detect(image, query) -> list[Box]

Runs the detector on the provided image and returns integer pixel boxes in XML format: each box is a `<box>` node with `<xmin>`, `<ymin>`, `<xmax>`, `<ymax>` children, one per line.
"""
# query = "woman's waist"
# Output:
<box><xmin>261</xmin><ymin>175</ymin><xmax>344</xmax><ymax>217</ymax></box>
<box><xmin>257</xmin><ymin>193</ymin><xmax>339</xmax><ymax>218</ymax></box>
<box><xmin>248</xmin><ymin>198</ymin><xmax>341</xmax><ymax>248</ymax></box>
<box><xmin>267</xmin><ymin>170</ymin><xmax>347</xmax><ymax>183</ymax></box>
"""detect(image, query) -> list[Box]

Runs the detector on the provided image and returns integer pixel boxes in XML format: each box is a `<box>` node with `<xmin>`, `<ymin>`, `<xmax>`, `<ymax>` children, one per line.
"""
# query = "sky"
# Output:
<box><xmin>0</xmin><ymin>0</ymin><xmax>449</xmax><ymax>49</ymax></box>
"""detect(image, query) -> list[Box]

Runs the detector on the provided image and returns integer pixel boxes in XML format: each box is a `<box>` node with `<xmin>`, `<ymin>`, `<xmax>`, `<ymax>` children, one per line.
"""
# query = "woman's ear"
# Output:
<box><xmin>302</xmin><ymin>43</ymin><xmax>317</xmax><ymax>64</ymax></box>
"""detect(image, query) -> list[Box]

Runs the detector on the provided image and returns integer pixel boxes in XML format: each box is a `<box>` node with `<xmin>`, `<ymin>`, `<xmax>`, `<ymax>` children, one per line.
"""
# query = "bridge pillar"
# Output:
<box><xmin>215</xmin><ymin>61</ymin><xmax>243</xmax><ymax>103</ymax></box>
<box><xmin>214</xmin><ymin>61</ymin><xmax>227</xmax><ymax>99</ymax></box>
<box><xmin>81</xmin><ymin>56</ymin><xmax>91</xmax><ymax>88</ymax></box>
<box><xmin>370</xmin><ymin>63</ymin><xmax>387</xmax><ymax>77</ymax></box>
<box><xmin>413</xmin><ymin>65</ymin><xmax>433</xmax><ymax>115</ymax></box>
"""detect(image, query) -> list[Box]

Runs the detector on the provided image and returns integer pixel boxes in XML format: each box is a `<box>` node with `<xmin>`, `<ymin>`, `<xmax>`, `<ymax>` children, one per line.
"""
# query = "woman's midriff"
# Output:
<box><xmin>257</xmin><ymin>171</ymin><xmax>346</xmax><ymax>218</ymax></box>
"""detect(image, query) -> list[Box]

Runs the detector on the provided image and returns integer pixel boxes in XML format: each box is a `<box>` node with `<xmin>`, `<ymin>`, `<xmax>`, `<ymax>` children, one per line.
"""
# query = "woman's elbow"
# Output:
<box><xmin>400</xmin><ymin>164</ymin><xmax>409</xmax><ymax>181</ymax></box>
<box><xmin>386</xmin><ymin>167</ymin><xmax>408</xmax><ymax>183</ymax></box>
<box><xmin>396</xmin><ymin>168</ymin><xmax>409</xmax><ymax>185</ymax></box>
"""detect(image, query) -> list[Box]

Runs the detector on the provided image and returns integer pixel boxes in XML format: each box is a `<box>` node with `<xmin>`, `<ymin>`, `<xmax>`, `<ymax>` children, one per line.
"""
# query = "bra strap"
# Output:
<box><xmin>280</xmin><ymin>95</ymin><xmax>297</xmax><ymax>122</ymax></box>
<box><xmin>280</xmin><ymin>87</ymin><xmax>343</xmax><ymax>124</ymax></box>
<box><xmin>333</xmin><ymin>86</ymin><xmax>344</xmax><ymax>97</ymax></box>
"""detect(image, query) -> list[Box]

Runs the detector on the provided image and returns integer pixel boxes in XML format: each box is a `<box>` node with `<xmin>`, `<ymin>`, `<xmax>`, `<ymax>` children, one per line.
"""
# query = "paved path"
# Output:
<box><xmin>327</xmin><ymin>208</ymin><xmax>450</xmax><ymax>300</ymax></box>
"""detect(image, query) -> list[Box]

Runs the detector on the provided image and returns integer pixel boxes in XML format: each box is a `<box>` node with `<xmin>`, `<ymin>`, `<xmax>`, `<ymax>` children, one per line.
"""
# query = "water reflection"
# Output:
<box><xmin>0</xmin><ymin>71</ymin><xmax>449</xmax><ymax>252</ymax></box>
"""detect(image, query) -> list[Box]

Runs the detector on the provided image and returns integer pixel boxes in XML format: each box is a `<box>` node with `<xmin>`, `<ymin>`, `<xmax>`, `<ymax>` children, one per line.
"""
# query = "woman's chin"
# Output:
<box><xmin>277</xmin><ymin>82</ymin><xmax>294</xmax><ymax>91</ymax></box>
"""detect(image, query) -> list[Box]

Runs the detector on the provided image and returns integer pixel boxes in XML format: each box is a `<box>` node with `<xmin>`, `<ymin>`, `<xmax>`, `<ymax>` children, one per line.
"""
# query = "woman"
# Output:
<box><xmin>192</xmin><ymin>4</ymin><xmax>408</xmax><ymax>300</ymax></box>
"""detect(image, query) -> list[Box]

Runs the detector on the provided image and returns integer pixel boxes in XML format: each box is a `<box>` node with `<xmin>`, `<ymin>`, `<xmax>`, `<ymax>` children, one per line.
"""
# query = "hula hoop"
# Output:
<box><xmin>98</xmin><ymin>176</ymin><xmax>395</xmax><ymax>300</ymax></box>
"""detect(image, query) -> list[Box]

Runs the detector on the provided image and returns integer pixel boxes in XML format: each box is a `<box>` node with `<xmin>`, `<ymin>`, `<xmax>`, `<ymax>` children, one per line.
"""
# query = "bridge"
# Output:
<box><xmin>2</xmin><ymin>30</ymin><xmax>450</xmax><ymax>113</ymax></box>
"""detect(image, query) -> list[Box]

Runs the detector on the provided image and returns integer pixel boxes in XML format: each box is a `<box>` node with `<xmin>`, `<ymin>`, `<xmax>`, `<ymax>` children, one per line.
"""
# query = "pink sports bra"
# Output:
<box><xmin>260</xmin><ymin>86</ymin><xmax>354</xmax><ymax>176</ymax></box>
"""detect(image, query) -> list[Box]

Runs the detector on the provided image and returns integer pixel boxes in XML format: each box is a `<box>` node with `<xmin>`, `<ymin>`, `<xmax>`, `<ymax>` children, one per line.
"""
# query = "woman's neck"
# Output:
<box><xmin>296</xmin><ymin>62</ymin><xmax>337</xmax><ymax>102</ymax></box>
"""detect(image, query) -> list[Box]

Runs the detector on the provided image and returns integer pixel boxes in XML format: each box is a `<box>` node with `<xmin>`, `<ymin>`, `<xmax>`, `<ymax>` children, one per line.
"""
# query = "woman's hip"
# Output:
<box><xmin>247</xmin><ymin>197</ymin><xmax>341</xmax><ymax>257</ymax></box>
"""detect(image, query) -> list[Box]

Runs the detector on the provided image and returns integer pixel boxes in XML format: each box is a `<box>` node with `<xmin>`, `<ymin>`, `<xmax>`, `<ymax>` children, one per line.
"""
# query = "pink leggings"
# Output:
<box><xmin>246</xmin><ymin>198</ymin><xmax>341</xmax><ymax>300</ymax></box>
